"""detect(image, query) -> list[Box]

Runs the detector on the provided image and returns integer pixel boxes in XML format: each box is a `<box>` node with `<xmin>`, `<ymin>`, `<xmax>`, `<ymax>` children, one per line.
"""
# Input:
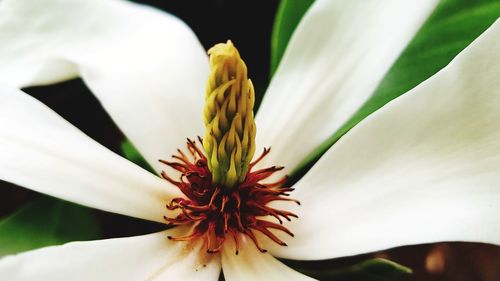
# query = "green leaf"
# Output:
<box><xmin>121</xmin><ymin>139</ymin><xmax>155</xmax><ymax>174</ymax></box>
<box><xmin>270</xmin><ymin>0</ymin><xmax>314</xmax><ymax>77</ymax></box>
<box><xmin>293</xmin><ymin>0</ymin><xmax>500</xmax><ymax>175</ymax></box>
<box><xmin>286</xmin><ymin>258</ymin><xmax>412</xmax><ymax>281</ymax></box>
<box><xmin>0</xmin><ymin>197</ymin><xmax>101</xmax><ymax>257</ymax></box>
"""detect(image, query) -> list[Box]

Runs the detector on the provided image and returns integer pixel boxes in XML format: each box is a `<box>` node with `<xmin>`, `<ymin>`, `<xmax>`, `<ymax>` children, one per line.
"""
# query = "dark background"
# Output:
<box><xmin>1</xmin><ymin>1</ymin><xmax>499</xmax><ymax>280</ymax></box>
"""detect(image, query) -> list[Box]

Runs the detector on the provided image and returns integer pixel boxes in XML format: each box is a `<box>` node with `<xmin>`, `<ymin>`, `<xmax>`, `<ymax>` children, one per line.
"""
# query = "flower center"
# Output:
<box><xmin>160</xmin><ymin>139</ymin><xmax>298</xmax><ymax>254</ymax></box>
<box><xmin>161</xmin><ymin>41</ymin><xmax>299</xmax><ymax>254</ymax></box>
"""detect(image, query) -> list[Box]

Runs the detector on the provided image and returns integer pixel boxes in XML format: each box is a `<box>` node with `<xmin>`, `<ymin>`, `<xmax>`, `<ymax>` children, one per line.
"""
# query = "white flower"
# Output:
<box><xmin>0</xmin><ymin>0</ymin><xmax>499</xmax><ymax>280</ymax></box>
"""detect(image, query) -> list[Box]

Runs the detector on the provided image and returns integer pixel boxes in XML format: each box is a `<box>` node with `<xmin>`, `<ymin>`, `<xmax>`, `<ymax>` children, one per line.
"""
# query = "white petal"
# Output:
<box><xmin>0</xmin><ymin>0</ymin><xmax>208</xmax><ymax>173</ymax></box>
<box><xmin>0</xmin><ymin>229</ymin><xmax>221</xmax><ymax>281</ymax></box>
<box><xmin>265</xmin><ymin>20</ymin><xmax>500</xmax><ymax>260</ymax></box>
<box><xmin>256</xmin><ymin>0</ymin><xmax>438</xmax><ymax>171</ymax></box>
<box><xmin>0</xmin><ymin>85</ymin><xmax>181</xmax><ymax>222</ymax></box>
<box><xmin>221</xmin><ymin>237</ymin><xmax>315</xmax><ymax>281</ymax></box>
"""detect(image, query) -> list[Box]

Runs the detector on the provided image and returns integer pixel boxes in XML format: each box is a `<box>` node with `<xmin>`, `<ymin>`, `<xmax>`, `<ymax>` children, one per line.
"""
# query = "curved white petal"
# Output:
<box><xmin>221</xmin><ymin>237</ymin><xmax>314</xmax><ymax>281</ymax></box>
<box><xmin>264</xmin><ymin>20</ymin><xmax>500</xmax><ymax>260</ymax></box>
<box><xmin>0</xmin><ymin>85</ymin><xmax>181</xmax><ymax>222</ymax></box>
<box><xmin>256</xmin><ymin>0</ymin><xmax>438</xmax><ymax>171</ymax></box>
<box><xmin>0</xmin><ymin>229</ymin><xmax>221</xmax><ymax>281</ymax></box>
<box><xmin>0</xmin><ymin>0</ymin><xmax>208</xmax><ymax>173</ymax></box>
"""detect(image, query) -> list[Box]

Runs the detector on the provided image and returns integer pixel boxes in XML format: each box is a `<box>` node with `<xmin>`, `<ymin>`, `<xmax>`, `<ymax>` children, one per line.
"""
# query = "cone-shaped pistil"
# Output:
<box><xmin>161</xmin><ymin>41</ymin><xmax>298</xmax><ymax>254</ymax></box>
<box><xmin>203</xmin><ymin>40</ymin><xmax>256</xmax><ymax>190</ymax></box>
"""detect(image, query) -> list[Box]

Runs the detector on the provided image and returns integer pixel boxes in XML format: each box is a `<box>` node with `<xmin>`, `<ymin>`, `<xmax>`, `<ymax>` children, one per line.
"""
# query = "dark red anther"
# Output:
<box><xmin>160</xmin><ymin>139</ymin><xmax>298</xmax><ymax>254</ymax></box>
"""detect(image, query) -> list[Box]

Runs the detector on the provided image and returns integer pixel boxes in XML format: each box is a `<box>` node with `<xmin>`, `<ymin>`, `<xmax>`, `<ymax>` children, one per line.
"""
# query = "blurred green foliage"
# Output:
<box><xmin>0</xmin><ymin>197</ymin><xmax>101</xmax><ymax>257</ymax></box>
<box><xmin>284</xmin><ymin>258</ymin><xmax>412</xmax><ymax>281</ymax></box>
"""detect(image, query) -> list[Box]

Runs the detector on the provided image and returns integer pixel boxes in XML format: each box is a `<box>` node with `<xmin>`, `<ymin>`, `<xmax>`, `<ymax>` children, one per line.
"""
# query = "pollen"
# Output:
<box><xmin>160</xmin><ymin>41</ymin><xmax>298</xmax><ymax>254</ymax></box>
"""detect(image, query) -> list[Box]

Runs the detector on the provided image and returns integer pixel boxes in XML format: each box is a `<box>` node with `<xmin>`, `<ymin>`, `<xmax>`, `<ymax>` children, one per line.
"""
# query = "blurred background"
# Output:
<box><xmin>1</xmin><ymin>0</ymin><xmax>499</xmax><ymax>280</ymax></box>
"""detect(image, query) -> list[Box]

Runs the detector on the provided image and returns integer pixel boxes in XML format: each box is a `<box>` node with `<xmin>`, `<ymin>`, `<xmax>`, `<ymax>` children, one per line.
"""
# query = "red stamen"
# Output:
<box><xmin>160</xmin><ymin>139</ymin><xmax>298</xmax><ymax>254</ymax></box>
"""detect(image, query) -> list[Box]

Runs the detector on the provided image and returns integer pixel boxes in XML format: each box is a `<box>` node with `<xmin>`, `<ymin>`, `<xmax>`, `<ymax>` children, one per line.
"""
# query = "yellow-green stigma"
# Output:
<box><xmin>203</xmin><ymin>40</ymin><xmax>256</xmax><ymax>190</ymax></box>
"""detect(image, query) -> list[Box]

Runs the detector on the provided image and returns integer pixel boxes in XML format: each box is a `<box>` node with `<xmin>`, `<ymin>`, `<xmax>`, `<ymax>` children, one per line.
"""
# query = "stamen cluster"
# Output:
<box><xmin>161</xmin><ymin>138</ymin><xmax>299</xmax><ymax>254</ymax></box>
